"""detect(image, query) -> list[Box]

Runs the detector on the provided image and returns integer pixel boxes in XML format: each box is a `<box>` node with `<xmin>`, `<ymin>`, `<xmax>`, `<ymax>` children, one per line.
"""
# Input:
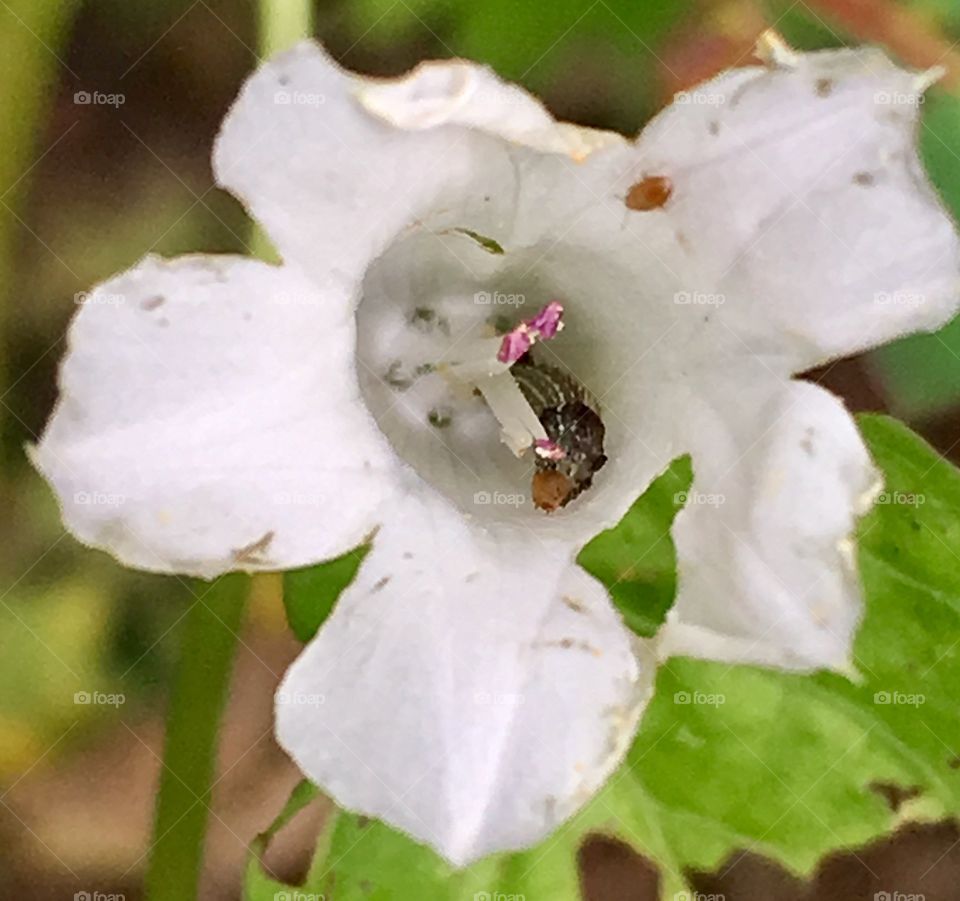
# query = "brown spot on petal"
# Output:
<box><xmin>232</xmin><ymin>530</ymin><xmax>275</xmax><ymax>564</ymax></box>
<box><xmin>815</xmin><ymin>77</ymin><xmax>835</xmax><ymax>97</ymax></box>
<box><xmin>544</xmin><ymin>637</ymin><xmax>603</xmax><ymax>656</ymax></box>
<box><xmin>625</xmin><ymin>175</ymin><xmax>672</xmax><ymax>211</ymax></box>
<box><xmin>532</xmin><ymin>470</ymin><xmax>574</xmax><ymax>512</ymax></box>
<box><xmin>140</xmin><ymin>295</ymin><xmax>165</xmax><ymax>311</ymax></box>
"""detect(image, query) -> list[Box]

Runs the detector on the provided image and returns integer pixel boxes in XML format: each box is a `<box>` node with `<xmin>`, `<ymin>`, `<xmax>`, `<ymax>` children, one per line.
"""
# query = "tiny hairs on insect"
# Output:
<box><xmin>512</xmin><ymin>355</ymin><xmax>607</xmax><ymax>512</ymax></box>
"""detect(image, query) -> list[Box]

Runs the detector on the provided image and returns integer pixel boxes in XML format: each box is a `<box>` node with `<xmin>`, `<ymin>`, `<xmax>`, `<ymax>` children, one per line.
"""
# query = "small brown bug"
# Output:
<box><xmin>531</xmin><ymin>470</ymin><xmax>574</xmax><ymax>513</ymax></box>
<box><xmin>625</xmin><ymin>175</ymin><xmax>672</xmax><ymax>211</ymax></box>
<box><xmin>512</xmin><ymin>356</ymin><xmax>607</xmax><ymax>512</ymax></box>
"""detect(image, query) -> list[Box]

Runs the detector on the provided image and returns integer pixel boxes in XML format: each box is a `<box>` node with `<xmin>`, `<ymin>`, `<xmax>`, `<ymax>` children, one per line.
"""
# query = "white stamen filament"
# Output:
<box><xmin>437</xmin><ymin>336</ymin><xmax>511</xmax><ymax>382</ymax></box>
<box><xmin>474</xmin><ymin>371</ymin><xmax>547</xmax><ymax>456</ymax></box>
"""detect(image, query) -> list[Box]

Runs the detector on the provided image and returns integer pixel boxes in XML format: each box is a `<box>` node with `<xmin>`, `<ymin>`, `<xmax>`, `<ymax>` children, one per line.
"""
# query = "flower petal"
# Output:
<box><xmin>32</xmin><ymin>254</ymin><xmax>396</xmax><ymax>577</ymax></box>
<box><xmin>634</xmin><ymin>46</ymin><xmax>960</xmax><ymax>368</ymax></box>
<box><xmin>275</xmin><ymin>486</ymin><xmax>654</xmax><ymax>865</ymax></box>
<box><xmin>213</xmin><ymin>42</ymin><xmax>622</xmax><ymax>289</ymax></box>
<box><xmin>355</xmin><ymin>57</ymin><xmax>624</xmax><ymax>157</ymax></box>
<box><xmin>658</xmin><ymin>374</ymin><xmax>880</xmax><ymax>672</ymax></box>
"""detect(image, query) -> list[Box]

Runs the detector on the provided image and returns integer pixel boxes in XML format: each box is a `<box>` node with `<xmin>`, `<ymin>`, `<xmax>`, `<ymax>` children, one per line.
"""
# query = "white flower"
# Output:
<box><xmin>32</xmin><ymin>34</ymin><xmax>960</xmax><ymax>864</ymax></box>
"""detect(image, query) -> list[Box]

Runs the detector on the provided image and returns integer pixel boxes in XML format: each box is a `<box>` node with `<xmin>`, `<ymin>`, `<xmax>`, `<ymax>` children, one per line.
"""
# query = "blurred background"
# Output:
<box><xmin>2</xmin><ymin>0</ymin><xmax>960</xmax><ymax>898</ymax></box>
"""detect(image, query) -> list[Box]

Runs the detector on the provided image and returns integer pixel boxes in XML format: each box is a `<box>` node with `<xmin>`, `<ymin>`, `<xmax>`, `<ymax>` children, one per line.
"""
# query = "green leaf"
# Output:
<box><xmin>870</xmin><ymin>91</ymin><xmax>960</xmax><ymax>419</ymax></box>
<box><xmin>244</xmin><ymin>780</ymin><xmax>328</xmax><ymax>900</ymax></box>
<box><xmin>337</xmin><ymin>0</ymin><xmax>696</xmax><ymax>129</ymax></box>
<box><xmin>255</xmin><ymin>416</ymin><xmax>960</xmax><ymax>898</ymax></box>
<box><xmin>578</xmin><ymin>456</ymin><xmax>691</xmax><ymax>637</ymax></box>
<box><xmin>283</xmin><ymin>544</ymin><xmax>369</xmax><ymax>642</ymax></box>
<box><xmin>451</xmin><ymin>228</ymin><xmax>505</xmax><ymax>255</ymax></box>
<box><xmin>255</xmin><ymin>779</ymin><xmax>323</xmax><ymax>848</ymax></box>
<box><xmin>341</xmin><ymin>0</ymin><xmax>695</xmax><ymax>83</ymax></box>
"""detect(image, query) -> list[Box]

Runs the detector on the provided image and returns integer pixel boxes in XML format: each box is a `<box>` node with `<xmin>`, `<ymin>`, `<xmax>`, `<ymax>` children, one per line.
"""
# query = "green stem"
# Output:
<box><xmin>0</xmin><ymin>1</ymin><xmax>79</xmax><ymax>463</ymax></box>
<box><xmin>257</xmin><ymin>0</ymin><xmax>313</xmax><ymax>58</ymax></box>
<box><xmin>145</xmin><ymin>574</ymin><xmax>250</xmax><ymax>901</ymax></box>
<box><xmin>250</xmin><ymin>0</ymin><xmax>314</xmax><ymax>262</ymax></box>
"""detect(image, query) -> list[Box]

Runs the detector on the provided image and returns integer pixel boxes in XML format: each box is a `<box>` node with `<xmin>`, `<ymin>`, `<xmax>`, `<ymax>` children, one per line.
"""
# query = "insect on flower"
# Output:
<box><xmin>512</xmin><ymin>355</ymin><xmax>608</xmax><ymax>512</ymax></box>
<box><xmin>624</xmin><ymin>175</ymin><xmax>673</xmax><ymax>211</ymax></box>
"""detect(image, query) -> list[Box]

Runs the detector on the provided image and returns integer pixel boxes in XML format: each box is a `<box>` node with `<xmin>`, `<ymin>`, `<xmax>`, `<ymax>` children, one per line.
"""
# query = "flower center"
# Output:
<box><xmin>443</xmin><ymin>302</ymin><xmax>608</xmax><ymax>512</ymax></box>
<box><xmin>354</xmin><ymin>227</ymin><xmax>613</xmax><ymax>523</ymax></box>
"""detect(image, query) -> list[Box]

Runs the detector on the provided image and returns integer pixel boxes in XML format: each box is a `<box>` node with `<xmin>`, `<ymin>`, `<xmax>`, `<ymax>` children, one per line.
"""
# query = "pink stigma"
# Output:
<box><xmin>533</xmin><ymin>438</ymin><xmax>566</xmax><ymax>460</ymax></box>
<box><xmin>496</xmin><ymin>301</ymin><xmax>565</xmax><ymax>365</ymax></box>
<box><xmin>527</xmin><ymin>300</ymin><xmax>564</xmax><ymax>339</ymax></box>
<box><xmin>497</xmin><ymin>329</ymin><xmax>533</xmax><ymax>364</ymax></box>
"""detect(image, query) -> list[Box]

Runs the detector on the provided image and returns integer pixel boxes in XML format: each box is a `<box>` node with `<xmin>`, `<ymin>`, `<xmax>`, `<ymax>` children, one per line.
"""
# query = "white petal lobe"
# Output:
<box><xmin>636</xmin><ymin>47</ymin><xmax>960</xmax><ymax>368</ymax></box>
<box><xmin>660</xmin><ymin>375</ymin><xmax>879</xmax><ymax>671</ymax></box>
<box><xmin>276</xmin><ymin>486</ymin><xmax>654</xmax><ymax>865</ymax></box>
<box><xmin>355</xmin><ymin>57</ymin><xmax>625</xmax><ymax>157</ymax></box>
<box><xmin>214</xmin><ymin>43</ymin><xmax>619</xmax><ymax>292</ymax></box>
<box><xmin>33</xmin><ymin>255</ymin><xmax>397</xmax><ymax>577</ymax></box>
